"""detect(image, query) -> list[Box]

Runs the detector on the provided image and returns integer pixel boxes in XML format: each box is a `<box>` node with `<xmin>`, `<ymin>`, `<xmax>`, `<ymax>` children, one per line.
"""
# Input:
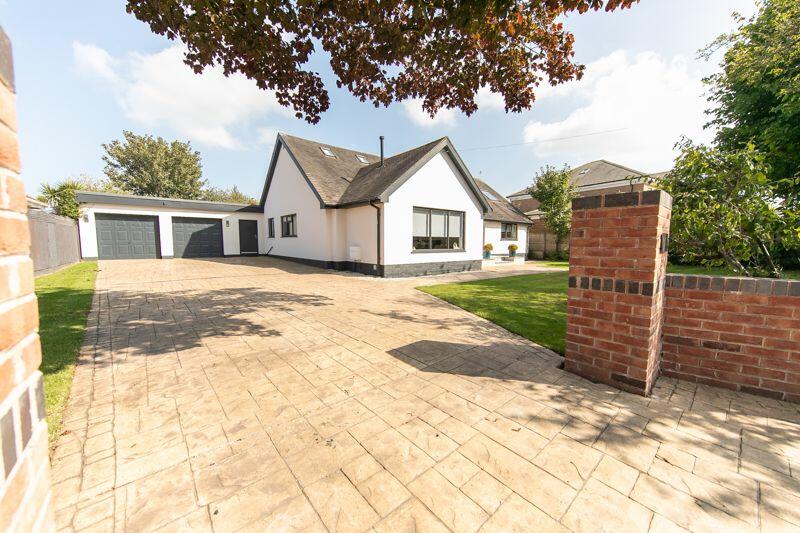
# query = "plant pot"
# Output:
<box><xmin>509</xmin><ymin>251</ymin><xmax>516</xmax><ymax>257</ymax></box>
<box><xmin>483</xmin><ymin>251</ymin><xmax>491</xmax><ymax>259</ymax></box>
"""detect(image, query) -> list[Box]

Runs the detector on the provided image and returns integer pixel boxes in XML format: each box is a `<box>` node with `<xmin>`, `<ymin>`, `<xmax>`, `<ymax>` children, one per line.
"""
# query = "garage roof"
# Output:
<box><xmin>75</xmin><ymin>191</ymin><xmax>263</xmax><ymax>212</ymax></box>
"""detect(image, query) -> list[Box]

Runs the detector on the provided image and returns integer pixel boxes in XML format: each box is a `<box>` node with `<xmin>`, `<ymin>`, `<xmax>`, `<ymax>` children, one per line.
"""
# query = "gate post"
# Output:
<box><xmin>564</xmin><ymin>190</ymin><xmax>672</xmax><ymax>396</ymax></box>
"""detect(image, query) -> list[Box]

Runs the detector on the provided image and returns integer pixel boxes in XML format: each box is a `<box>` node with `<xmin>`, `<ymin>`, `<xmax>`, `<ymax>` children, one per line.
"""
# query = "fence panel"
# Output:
<box><xmin>27</xmin><ymin>209</ymin><xmax>81</xmax><ymax>275</ymax></box>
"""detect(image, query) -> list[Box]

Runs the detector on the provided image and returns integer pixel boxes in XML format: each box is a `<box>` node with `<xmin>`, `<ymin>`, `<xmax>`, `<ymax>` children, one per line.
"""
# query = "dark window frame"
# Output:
<box><xmin>501</xmin><ymin>223</ymin><xmax>518</xmax><ymax>240</ymax></box>
<box><xmin>280</xmin><ymin>214</ymin><xmax>297</xmax><ymax>237</ymax></box>
<box><xmin>267</xmin><ymin>217</ymin><xmax>275</xmax><ymax>238</ymax></box>
<box><xmin>412</xmin><ymin>207</ymin><xmax>465</xmax><ymax>253</ymax></box>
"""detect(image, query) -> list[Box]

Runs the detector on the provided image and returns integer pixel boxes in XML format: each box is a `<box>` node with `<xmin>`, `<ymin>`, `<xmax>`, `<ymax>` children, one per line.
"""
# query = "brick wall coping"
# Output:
<box><xmin>665</xmin><ymin>273</ymin><xmax>800</xmax><ymax>297</ymax></box>
<box><xmin>571</xmin><ymin>189</ymin><xmax>672</xmax><ymax>211</ymax></box>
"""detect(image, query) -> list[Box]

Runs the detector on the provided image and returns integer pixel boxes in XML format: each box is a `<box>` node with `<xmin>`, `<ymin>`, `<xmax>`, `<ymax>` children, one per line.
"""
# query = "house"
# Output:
<box><xmin>507</xmin><ymin>160</ymin><xmax>666</xmax><ymax>258</ymax></box>
<box><xmin>76</xmin><ymin>133</ymin><xmax>530</xmax><ymax>277</ymax></box>
<box><xmin>474</xmin><ymin>178</ymin><xmax>532</xmax><ymax>263</ymax></box>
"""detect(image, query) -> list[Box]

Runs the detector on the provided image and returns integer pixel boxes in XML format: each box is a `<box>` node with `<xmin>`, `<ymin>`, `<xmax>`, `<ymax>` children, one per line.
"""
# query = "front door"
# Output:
<box><xmin>238</xmin><ymin>220</ymin><xmax>259</xmax><ymax>255</ymax></box>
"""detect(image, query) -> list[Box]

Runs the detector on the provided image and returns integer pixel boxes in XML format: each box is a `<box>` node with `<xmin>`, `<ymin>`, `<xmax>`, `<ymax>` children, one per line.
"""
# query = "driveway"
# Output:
<box><xmin>52</xmin><ymin>258</ymin><xmax>800</xmax><ymax>532</ymax></box>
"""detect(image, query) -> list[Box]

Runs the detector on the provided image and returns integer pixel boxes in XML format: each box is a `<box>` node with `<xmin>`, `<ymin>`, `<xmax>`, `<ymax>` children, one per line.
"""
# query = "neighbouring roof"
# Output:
<box><xmin>75</xmin><ymin>190</ymin><xmax>263</xmax><ymax>213</ymax></box>
<box><xmin>508</xmin><ymin>160</ymin><xmax>662</xmax><ymax>198</ymax></box>
<box><xmin>260</xmin><ymin>133</ymin><xmax>490</xmax><ymax>212</ymax></box>
<box><xmin>474</xmin><ymin>178</ymin><xmax>532</xmax><ymax>225</ymax></box>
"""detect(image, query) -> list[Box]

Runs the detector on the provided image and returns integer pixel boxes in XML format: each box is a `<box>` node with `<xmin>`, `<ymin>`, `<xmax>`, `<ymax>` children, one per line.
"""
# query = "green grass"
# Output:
<box><xmin>35</xmin><ymin>261</ymin><xmax>98</xmax><ymax>446</ymax></box>
<box><xmin>527</xmin><ymin>260</ymin><xmax>569</xmax><ymax>269</ymax></box>
<box><xmin>419</xmin><ymin>272</ymin><xmax>569</xmax><ymax>354</ymax></box>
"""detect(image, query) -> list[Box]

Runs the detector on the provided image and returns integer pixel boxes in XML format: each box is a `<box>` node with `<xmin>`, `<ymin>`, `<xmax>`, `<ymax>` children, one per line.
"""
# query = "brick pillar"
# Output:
<box><xmin>565</xmin><ymin>190</ymin><xmax>672</xmax><ymax>396</ymax></box>
<box><xmin>0</xmin><ymin>27</ymin><xmax>55</xmax><ymax>531</ymax></box>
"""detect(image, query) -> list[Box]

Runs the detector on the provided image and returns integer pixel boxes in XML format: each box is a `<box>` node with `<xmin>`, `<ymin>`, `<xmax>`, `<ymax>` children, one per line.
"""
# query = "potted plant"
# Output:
<box><xmin>483</xmin><ymin>243</ymin><xmax>493</xmax><ymax>259</ymax></box>
<box><xmin>508</xmin><ymin>243</ymin><xmax>518</xmax><ymax>257</ymax></box>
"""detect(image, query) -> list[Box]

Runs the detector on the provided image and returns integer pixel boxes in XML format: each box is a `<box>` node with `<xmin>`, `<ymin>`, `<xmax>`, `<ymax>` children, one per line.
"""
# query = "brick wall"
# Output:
<box><xmin>0</xmin><ymin>26</ymin><xmax>55</xmax><ymax>531</ymax></box>
<box><xmin>662</xmin><ymin>275</ymin><xmax>800</xmax><ymax>402</ymax></box>
<box><xmin>565</xmin><ymin>190</ymin><xmax>672</xmax><ymax>396</ymax></box>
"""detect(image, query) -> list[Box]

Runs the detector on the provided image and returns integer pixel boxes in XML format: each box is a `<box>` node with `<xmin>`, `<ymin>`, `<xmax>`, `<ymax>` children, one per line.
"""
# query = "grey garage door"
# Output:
<box><xmin>95</xmin><ymin>214</ymin><xmax>160</xmax><ymax>259</ymax></box>
<box><xmin>172</xmin><ymin>217</ymin><xmax>223</xmax><ymax>258</ymax></box>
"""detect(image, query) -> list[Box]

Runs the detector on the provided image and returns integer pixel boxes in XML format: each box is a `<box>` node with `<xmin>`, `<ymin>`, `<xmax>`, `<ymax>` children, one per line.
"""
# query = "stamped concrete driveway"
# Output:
<box><xmin>51</xmin><ymin>258</ymin><xmax>800</xmax><ymax>532</ymax></box>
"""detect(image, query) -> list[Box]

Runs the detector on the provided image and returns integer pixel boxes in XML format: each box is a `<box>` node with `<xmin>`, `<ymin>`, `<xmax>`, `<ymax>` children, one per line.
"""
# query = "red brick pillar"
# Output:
<box><xmin>565</xmin><ymin>190</ymin><xmax>672</xmax><ymax>396</ymax></box>
<box><xmin>0</xmin><ymin>27</ymin><xmax>55</xmax><ymax>531</ymax></box>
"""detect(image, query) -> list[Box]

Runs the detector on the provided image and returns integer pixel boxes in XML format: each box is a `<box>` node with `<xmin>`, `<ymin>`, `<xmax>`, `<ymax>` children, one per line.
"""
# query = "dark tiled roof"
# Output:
<box><xmin>337</xmin><ymin>139</ymin><xmax>444</xmax><ymax>205</ymax></box>
<box><xmin>264</xmin><ymin>134</ymin><xmax>489</xmax><ymax>211</ymax></box>
<box><xmin>508</xmin><ymin>160</ymin><xmax>660</xmax><ymax>198</ymax></box>
<box><xmin>474</xmin><ymin>178</ymin><xmax>532</xmax><ymax>224</ymax></box>
<box><xmin>278</xmin><ymin>134</ymin><xmax>382</xmax><ymax>205</ymax></box>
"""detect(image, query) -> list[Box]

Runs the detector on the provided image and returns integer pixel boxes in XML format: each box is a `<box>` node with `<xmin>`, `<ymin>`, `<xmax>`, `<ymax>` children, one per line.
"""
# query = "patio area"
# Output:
<box><xmin>51</xmin><ymin>257</ymin><xmax>800</xmax><ymax>532</ymax></box>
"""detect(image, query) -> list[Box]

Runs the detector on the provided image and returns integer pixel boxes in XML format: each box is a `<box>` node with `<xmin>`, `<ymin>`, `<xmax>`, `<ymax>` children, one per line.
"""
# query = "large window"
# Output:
<box><xmin>501</xmin><ymin>223</ymin><xmax>517</xmax><ymax>240</ymax></box>
<box><xmin>281</xmin><ymin>214</ymin><xmax>297</xmax><ymax>237</ymax></box>
<box><xmin>267</xmin><ymin>218</ymin><xmax>275</xmax><ymax>238</ymax></box>
<box><xmin>413</xmin><ymin>207</ymin><xmax>464</xmax><ymax>251</ymax></box>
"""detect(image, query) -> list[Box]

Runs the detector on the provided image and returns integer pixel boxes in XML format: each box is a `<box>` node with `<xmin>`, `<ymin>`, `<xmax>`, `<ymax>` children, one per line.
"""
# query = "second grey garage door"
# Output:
<box><xmin>95</xmin><ymin>214</ymin><xmax>160</xmax><ymax>259</ymax></box>
<box><xmin>172</xmin><ymin>217</ymin><xmax>223</xmax><ymax>258</ymax></box>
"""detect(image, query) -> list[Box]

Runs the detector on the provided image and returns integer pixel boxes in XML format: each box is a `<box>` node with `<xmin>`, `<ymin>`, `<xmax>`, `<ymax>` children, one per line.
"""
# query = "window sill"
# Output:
<box><xmin>500</xmin><ymin>238</ymin><xmax>518</xmax><ymax>241</ymax></box>
<box><xmin>281</xmin><ymin>235</ymin><xmax>298</xmax><ymax>238</ymax></box>
<box><xmin>411</xmin><ymin>249</ymin><xmax>465</xmax><ymax>254</ymax></box>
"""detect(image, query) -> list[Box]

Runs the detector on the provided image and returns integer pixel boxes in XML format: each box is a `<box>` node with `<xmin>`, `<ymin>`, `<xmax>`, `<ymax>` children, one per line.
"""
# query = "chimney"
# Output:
<box><xmin>379</xmin><ymin>136</ymin><xmax>384</xmax><ymax>167</ymax></box>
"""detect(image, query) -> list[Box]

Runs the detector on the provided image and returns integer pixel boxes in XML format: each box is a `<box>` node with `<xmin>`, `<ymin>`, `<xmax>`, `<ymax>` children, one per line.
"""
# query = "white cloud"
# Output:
<box><xmin>475</xmin><ymin>86</ymin><xmax>505</xmax><ymax>111</ymax></box>
<box><xmin>402</xmin><ymin>98</ymin><xmax>457</xmax><ymax>128</ymax></box>
<box><xmin>73</xmin><ymin>42</ymin><xmax>285</xmax><ymax>149</ymax></box>
<box><xmin>256</xmin><ymin>127</ymin><xmax>279</xmax><ymax>146</ymax></box>
<box><xmin>72</xmin><ymin>42</ymin><xmax>121</xmax><ymax>87</ymax></box>
<box><xmin>523</xmin><ymin>50</ymin><xmax>713</xmax><ymax>172</ymax></box>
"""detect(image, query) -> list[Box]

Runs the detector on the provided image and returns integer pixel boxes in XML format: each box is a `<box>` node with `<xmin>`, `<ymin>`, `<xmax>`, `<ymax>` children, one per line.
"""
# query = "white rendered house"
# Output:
<box><xmin>76</xmin><ymin>133</ymin><xmax>531</xmax><ymax>277</ymax></box>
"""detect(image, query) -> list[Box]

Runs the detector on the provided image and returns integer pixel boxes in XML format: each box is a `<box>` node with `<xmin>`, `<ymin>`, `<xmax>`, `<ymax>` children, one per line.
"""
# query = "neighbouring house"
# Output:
<box><xmin>76</xmin><ymin>133</ymin><xmax>529</xmax><ymax>277</ymax></box>
<box><xmin>506</xmin><ymin>160</ymin><xmax>667</xmax><ymax>258</ymax></box>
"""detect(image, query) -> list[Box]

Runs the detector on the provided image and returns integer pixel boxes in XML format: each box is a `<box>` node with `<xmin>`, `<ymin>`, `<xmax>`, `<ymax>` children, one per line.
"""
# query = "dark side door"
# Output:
<box><xmin>238</xmin><ymin>220</ymin><xmax>259</xmax><ymax>255</ymax></box>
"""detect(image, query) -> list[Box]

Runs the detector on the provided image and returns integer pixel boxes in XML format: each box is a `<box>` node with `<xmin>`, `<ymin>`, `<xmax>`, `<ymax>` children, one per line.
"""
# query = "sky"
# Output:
<box><xmin>1</xmin><ymin>0</ymin><xmax>758</xmax><ymax>199</ymax></box>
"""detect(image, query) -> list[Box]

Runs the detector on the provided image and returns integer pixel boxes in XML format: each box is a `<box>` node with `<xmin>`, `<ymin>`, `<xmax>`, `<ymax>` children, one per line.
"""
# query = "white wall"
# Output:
<box><xmin>382</xmin><ymin>153</ymin><xmax>483</xmax><ymax>265</ymax></box>
<box><xmin>345</xmin><ymin>205</ymin><xmax>379</xmax><ymax>265</ymax></box>
<box><xmin>78</xmin><ymin>204</ymin><xmax>265</xmax><ymax>258</ymax></box>
<box><xmin>263</xmin><ymin>146</ymin><xmax>331</xmax><ymax>262</ymax></box>
<box><xmin>483</xmin><ymin>221</ymin><xmax>528</xmax><ymax>256</ymax></box>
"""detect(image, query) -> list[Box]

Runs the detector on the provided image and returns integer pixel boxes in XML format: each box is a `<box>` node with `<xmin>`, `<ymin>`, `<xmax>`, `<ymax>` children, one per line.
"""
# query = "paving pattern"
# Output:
<box><xmin>50</xmin><ymin>257</ymin><xmax>800</xmax><ymax>532</ymax></box>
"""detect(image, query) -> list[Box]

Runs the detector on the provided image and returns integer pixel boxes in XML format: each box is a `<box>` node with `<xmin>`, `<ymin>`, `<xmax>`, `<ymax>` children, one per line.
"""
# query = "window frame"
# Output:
<box><xmin>280</xmin><ymin>214</ymin><xmax>297</xmax><ymax>237</ymax></box>
<box><xmin>501</xmin><ymin>223</ymin><xmax>518</xmax><ymax>241</ymax></box>
<box><xmin>411</xmin><ymin>206</ymin><xmax>465</xmax><ymax>253</ymax></box>
<box><xmin>267</xmin><ymin>217</ymin><xmax>275</xmax><ymax>238</ymax></box>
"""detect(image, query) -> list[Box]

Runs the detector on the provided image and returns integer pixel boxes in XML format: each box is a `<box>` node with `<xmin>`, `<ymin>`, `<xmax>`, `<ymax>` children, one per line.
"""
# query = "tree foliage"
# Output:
<box><xmin>39</xmin><ymin>176</ymin><xmax>120</xmax><ymax>219</ymax></box>
<box><xmin>703</xmin><ymin>0</ymin><xmax>800</xmax><ymax>188</ymax></box>
<box><xmin>199</xmin><ymin>185</ymin><xmax>256</xmax><ymax>205</ymax></box>
<box><xmin>126</xmin><ymin>0</ymin><xmax>637</xmax><ymax>123</ymax></box>
<box><xmin>103</xmin><ymin>131</ymin><xmax>205</xmax><ymax>198</ymax></box>
<box><xmin>652</xmin><ymin>139</ymin><xmax>798</xmax><ymax>278</ymax></box>
<box><xmin>529</xmin><ymin>165</ymin><xmax>576</xmax><ymax>258</ymax></box>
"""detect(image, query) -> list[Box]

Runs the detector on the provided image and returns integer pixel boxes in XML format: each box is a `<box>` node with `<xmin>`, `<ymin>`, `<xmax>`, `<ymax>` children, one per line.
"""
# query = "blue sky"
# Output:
<box><xmin>1</xmin><ymin>0</ymin><xmax>756</xmax><ymax>199</ymax></box>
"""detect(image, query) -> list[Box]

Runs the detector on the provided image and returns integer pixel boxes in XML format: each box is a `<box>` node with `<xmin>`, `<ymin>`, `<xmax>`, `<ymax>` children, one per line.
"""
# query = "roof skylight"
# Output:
<box><xmin>579</xmin><ymin>169</ymin><xmax>590</xmax><ymax>175</ymax></box>
<box><xmin>356</xmin><ymin>154</ymin><xmax>370</xmax><ymax>164</ymax></box>
<box><xmin>320</xmin><ymin>146</ymin><xmax>336</xmax><ymax>158</ymax></box>
<box><xmin>482</xmin><ymin>190</ymin><xmax>500</xmax><ymax>201</ymax></box>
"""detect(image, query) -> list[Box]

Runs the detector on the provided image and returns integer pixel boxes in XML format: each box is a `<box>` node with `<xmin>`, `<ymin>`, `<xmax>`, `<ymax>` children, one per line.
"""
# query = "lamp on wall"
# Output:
<box><xmin>225</xmin><ymin>220</ymin><xmax>230</xmax><ymax>227</ymax></box>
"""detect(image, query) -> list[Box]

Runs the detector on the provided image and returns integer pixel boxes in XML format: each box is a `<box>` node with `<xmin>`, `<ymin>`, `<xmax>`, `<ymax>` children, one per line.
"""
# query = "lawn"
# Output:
<box><xmin>419</xmin><ymin>272</ymin><xmax>569</xmax><ymax>354</ymax></box>
<box><xmin>35</xmin><ymin>261</ymin><xmax>98</xmax><ymax>445</ymax></box>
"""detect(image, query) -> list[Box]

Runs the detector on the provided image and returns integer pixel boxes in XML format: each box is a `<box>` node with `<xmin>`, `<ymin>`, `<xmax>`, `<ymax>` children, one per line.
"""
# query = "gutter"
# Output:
<box><xmin>369</xmin><ymin>201</ymin><xmax>381</xmax><ymax>270</ymax></box>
